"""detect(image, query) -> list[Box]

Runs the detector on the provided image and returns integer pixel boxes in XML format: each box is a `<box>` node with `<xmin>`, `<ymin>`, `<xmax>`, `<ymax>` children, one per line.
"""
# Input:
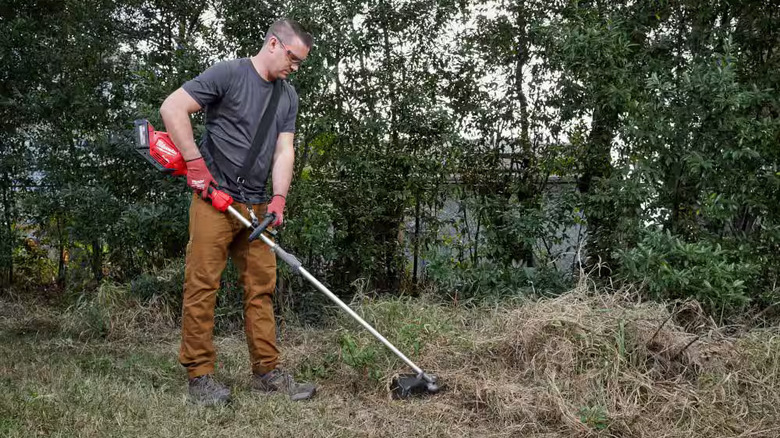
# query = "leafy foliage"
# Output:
<box><xmin>2</xmin><ymin>0</ymin><xmax>779</xmax><ymax>321</ymax></box>
<box><xmin>618</xmin><ymin>230</ymin><xmax>755</xmax><ymax>316</ymax></box>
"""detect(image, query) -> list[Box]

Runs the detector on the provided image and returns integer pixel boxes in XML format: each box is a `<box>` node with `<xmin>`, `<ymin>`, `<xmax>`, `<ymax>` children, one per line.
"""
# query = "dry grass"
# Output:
<box><xmin>2</xmin><ymin>280</ymin><xmax>780</xmax><ymax>437</ymax></box>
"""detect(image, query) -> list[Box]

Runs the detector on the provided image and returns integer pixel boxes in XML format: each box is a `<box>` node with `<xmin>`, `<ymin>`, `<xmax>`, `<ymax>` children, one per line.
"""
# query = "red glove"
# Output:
<box><xmin>185</xmin><ymin>157</ymin><xmax>217</xmax><ymax>193</ymax></box>
<box><xmin>267</xmin><ymin>194</ymin><xmax>286</xmax><ymax>227</ymax></box>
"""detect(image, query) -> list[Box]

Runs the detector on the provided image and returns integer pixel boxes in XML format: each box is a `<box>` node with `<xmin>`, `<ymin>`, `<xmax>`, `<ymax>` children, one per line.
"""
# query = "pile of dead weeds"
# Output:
<box><xmin>284</xmin><ymin>283</ymin><xmax>780</xmax><ymax>437</ymax></box>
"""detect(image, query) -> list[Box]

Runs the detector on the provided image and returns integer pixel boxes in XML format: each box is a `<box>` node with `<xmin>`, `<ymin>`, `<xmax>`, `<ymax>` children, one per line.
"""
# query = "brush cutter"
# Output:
<box><xmin>133</xmin><ymin>119</ymin><xmax>441</xmax><ymax>399</ymax></box>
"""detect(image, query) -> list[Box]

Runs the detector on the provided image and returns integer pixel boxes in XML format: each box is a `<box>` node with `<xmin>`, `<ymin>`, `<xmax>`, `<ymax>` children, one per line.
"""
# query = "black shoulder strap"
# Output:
<box><xmin>237</xmin><ymin>79</ymin><xmax>282</xmax><ymax>185</ymax></box>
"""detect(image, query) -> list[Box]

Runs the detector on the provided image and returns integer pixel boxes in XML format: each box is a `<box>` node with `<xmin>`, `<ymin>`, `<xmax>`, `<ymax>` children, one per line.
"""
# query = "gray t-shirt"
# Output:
<box><xmin>182</xmin><ymin>58</ymin><xmax>298</xmax><ymax>203</ymax></box>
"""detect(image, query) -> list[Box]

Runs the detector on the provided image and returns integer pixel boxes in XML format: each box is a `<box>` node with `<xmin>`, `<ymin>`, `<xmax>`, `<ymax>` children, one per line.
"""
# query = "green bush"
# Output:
<box><xmin>128</xmin><ymin>257</ymin><xmax>248</xmax><ymax>331</ymax></box>
<box><xmin>424</xmin><ymin>245</ymin><xmax>572</xmax><ymax>302</ymax></box>
<box><xmin>11</xmin><ymin>238</ymin><xmax>56</xmax><ymax>290</ymax></box>
<box><xmin>617</xmin><ymin>230</ymin><xmax>756</xmax><ymax>316</ymax></box>
<box><xmin>129</xmin><ymin>258</ymin><xmax>185</xmax><ymax>311</ymax></box>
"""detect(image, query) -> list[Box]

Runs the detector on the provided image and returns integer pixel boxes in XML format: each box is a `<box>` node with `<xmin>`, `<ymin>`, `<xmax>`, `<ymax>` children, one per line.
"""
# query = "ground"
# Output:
<box><xmin>2</xmin><ymin>283</ymin><xmax>779</xmax><ymax>437</ymax></box>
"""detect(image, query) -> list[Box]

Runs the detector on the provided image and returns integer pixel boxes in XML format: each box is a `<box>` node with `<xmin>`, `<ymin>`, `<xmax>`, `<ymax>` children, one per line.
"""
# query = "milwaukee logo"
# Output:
<box><xmin>155</xmin><ymin>139</ymin><xmax>176</xmax><ymax>156</ymax></box>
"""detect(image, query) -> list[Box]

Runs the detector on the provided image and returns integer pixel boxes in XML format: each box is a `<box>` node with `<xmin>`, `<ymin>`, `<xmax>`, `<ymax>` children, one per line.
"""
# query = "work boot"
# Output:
<box><xmin>251</xmin><ymin>368</ymin><xmax>316</xmax><ymax>401</ymax></box>
<box><xmin>188</xmin><ymin>374</ymin><xmax>231</xmax><ymax>406</ymax></box>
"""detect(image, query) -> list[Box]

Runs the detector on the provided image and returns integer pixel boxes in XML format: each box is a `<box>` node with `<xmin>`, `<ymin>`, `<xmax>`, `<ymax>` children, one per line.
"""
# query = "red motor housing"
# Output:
<box><xmin>134</xmin><ymin>119</ymin><xmax>187</xmax><ymax>176</ymax></box>
<box><xmin>133</xmin><ymin>119</ymin><xmax>234</xmax><ymax>212</ymax></box>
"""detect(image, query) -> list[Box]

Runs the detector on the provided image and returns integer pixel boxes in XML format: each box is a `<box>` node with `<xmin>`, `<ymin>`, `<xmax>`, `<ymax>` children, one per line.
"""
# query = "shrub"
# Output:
<box><xmin>129</xmin><ymin>258</ymin><xmax>185</xmax><ymax>311</ymax></box>
<box><xmin>617</xmin><ymin>230</ymin><xmax>756</xmax><ymax>317</ymax></box>
<box><xmin>424</xmin><ymin>245</ymin><xmax>572</xmax><ymax>302</ymax></box>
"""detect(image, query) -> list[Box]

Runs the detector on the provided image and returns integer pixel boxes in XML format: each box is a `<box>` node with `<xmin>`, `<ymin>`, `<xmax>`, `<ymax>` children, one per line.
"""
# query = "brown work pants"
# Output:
<box><xmin>179</xmin><ymin>194</ymin><xmax>279</xmax><ymax>379</ymax></box>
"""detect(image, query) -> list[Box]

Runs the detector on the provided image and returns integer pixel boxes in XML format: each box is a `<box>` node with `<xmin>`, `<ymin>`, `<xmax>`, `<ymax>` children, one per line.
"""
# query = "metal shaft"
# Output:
<box><xmin>225</xmin><ymin>205</ymin><xmax>434</xmax><ymax>383</ymax></box>
<box><xmin>227</xmin><ymin>205</ymin><xmax>253</xmax><ymax>228</ymax></box>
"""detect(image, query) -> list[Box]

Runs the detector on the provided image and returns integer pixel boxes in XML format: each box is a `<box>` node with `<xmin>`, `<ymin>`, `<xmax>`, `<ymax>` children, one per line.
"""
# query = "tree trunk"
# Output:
<box><xmin>1</xmin><ymin>173</ymin><xmax>12</xmax><ymax>287</ymax></box>
<box><xmin>413</xmin><ymin>193</ymin><xmax>421</xmax><ymax>287</ymax></box>
<box><xmin>91</xmin><ymin>238</ymin><xmax>103</xmax><ymax>282</ymax></box>
<box><xmin>56</xmin><ymin>215</ymin><xmax>67</xmax><ymax>287</ymax></box>
<box><xmin>375</xmin><ymin>0</ymin><xmax>404</xmax><ymax>292</ymax></box>
<box><xmin>578</xmin><ymin>105</ymin><xmax>618</xmax><ymax>273</ymax></box>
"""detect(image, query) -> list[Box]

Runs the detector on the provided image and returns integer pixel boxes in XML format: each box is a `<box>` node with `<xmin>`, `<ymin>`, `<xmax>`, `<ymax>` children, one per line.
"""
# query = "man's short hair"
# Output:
<box><xmin>264</xmin><ymin>19</ymin><xmax>313</xmax><ymax>49</ymax></box>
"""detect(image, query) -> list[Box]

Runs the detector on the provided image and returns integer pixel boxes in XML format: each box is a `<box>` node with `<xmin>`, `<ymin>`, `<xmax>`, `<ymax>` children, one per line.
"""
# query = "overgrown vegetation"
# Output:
<box><xmin>3</xmin><ymin>2</ymin><xmax>779</xmax><ymax>434</ymax></box>
<box><xmin>2</xmin><ymin>0</ymin><xmax>778</xmax><ymax>323</ymax></box>
<box><xmin>2</xmin><ymin>281</ymin><xmax>779</xmax><ymax>437</ymax></box>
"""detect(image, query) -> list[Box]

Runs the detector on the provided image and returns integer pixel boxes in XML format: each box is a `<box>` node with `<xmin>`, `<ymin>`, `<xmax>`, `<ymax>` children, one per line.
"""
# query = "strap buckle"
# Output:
<box><xmin>247</xmin><ymin>205</ymin><xmax>259</xmax><ymax>227</ymax></box>
<box><xmin>235</xmin><ymin>177</ymin><xmax>258</xmax><ymax>227</ymax></box>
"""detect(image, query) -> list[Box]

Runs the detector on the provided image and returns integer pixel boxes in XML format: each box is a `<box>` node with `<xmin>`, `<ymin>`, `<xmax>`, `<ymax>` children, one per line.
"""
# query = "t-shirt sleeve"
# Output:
<box><xmin>280</xmin><ymin>87</ymin><xmax>299</xmax><ymax>133</ymax></box>
<box><xmin>182</xmin><ymin>61</ymin><xmax>234</xmax><ymax>107</ymax></box>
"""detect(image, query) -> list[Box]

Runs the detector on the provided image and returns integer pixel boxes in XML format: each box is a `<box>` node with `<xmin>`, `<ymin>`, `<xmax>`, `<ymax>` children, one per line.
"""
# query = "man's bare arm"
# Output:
<box><xmin>160</xmin><ymin>88</ymin><xmax>203</xmax><ymax>161</ymax></box>
<box><xmin>271</xmin><ymin>132</ymin><xmax>295</xmax><ymax>197</ymax></box>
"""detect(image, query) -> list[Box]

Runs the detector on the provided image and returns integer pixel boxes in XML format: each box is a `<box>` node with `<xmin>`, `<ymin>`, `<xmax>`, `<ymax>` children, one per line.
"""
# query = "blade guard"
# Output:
<box><xmin>389</xmin><ymin>373</ymin><xmax>441</xmax><ymax>399</ymax></box>
<box><xmin>133</xmin><ymin>119</ymin><xmax>187</xmax><ymax>176</ymax></box>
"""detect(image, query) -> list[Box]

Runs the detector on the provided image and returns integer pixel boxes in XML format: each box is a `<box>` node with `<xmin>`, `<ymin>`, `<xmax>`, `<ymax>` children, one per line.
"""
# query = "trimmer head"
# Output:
<box><xmin>389</xmin><ymin>373</ymin><xmax>442</xmax><ymax>399</ymax></box>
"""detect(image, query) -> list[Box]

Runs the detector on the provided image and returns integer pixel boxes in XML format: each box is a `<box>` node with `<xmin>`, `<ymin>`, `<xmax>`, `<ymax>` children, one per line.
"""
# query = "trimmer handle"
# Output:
<box><xmin>205</xmin><ymin>185</ymin><xmax>234</xmax><ymax>212</ymax></box>
<box><xmin>248</xmin><ymin>213</ymin><xmax>277</xmax><ymax>242</ymax></box>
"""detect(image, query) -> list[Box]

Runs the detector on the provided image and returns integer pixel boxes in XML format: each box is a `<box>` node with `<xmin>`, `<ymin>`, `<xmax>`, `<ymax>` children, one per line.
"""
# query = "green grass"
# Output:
<box><xmin>0</xmin><ymin>331</ymin><xmax>461</xmax><ymax>437</ymax></box>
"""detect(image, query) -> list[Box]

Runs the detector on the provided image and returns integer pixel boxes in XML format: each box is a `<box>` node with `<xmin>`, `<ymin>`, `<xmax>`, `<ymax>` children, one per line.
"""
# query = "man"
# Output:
<box><xmin>159</xmin><ymin>19</ymin><xmax>314</xmax><ymax>405</ymax></box>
